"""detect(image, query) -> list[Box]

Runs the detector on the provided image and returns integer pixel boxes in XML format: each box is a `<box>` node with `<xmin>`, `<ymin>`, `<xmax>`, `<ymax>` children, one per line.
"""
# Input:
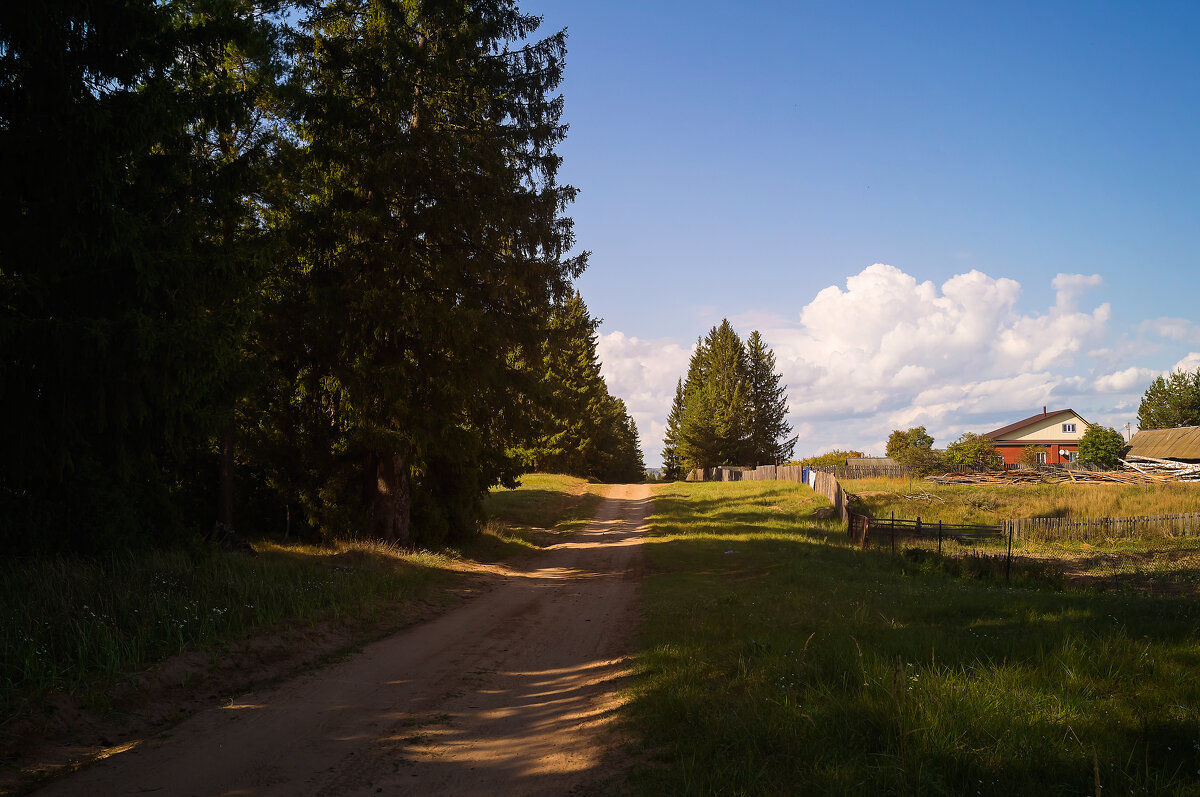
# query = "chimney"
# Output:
<box><xmin>1043</xmin><ymin>406</ymin><xmax>1047</xmax><ymax>415</ymax></box>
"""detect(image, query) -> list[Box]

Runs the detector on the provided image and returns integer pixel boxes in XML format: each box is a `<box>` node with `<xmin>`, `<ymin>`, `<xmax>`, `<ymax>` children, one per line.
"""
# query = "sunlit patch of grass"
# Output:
<box><xmin>628</xmin><ymin>480</ymin><xmax>1200</xmax><ymax>795</ymax></box>
<box><xmin>474</xmin><ymin>473</ymin><xmax>605</xmax><ymax>556</ymax></box>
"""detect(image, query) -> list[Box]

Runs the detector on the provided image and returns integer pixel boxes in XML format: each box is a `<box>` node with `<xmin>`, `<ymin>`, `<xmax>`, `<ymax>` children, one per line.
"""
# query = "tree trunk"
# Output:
<box><xmin>368</xmin><ymin>451</ymin><xmax>411</xmax><ymax>545</ymax></box>
<box><xmin>218</xmin><ymin>418</ymin><xmax>235</xmax><ymax>530</ymax></box>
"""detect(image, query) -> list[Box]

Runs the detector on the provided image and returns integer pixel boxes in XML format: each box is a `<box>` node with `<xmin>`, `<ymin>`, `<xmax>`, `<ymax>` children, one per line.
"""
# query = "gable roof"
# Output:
<box><xmin>1126</xmin><ymin>427</ymin><xmax>1200</xmax><ymax>460</ymax></box>
<box><xmin>985</xmin><ymin>409</ymin><xmax>1085</xmax><ymax>440</ymax></box>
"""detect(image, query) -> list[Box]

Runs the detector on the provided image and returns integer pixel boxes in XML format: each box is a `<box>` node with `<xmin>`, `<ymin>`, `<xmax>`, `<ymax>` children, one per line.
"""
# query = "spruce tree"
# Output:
<box><xmin>745</xmin><ymin>330</ymin><xmax>796</xmax><ymax>464</ymax></box>
<box><xmin>673</xmin><ymin>321</ymin><xmax>795</xmax><ymax>472</ymax></box>
<box><xmin>264</xmin><ymin>0</ymin><xmax>585</xmax><ymax>544</ymax></box>
<box><xmin>524</xmin><ymin>291</ymin><xmax>645</xmax><ymax>482</ymax></box>
<box><xmin>661</xmin><ymin>379</ymin><xmax>686</xmax><ymax>481</ymax></box>
<box><xmin>529</xmin><ymin>291</ymin><xmax>610</xmax><ymax>476</ymax></box>
<box><xmin>677</xmin><ymin>320</ymin><xmax>751</xmax><ymax>469</ymax></box>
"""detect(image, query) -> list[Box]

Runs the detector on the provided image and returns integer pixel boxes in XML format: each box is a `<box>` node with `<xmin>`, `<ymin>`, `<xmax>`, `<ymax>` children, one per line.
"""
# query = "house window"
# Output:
<box><xmin>1035</xmin><ymin>451</ymin><xmax>1047</xmax><ymax>464</ymax></box>
<box><xmin>1062</xmin><ymin>423</ymin><xmax>1076</xmax><ymax>433</ymax></box>
<box><xmin>1062</xmin><ymin>450</ymin><xmax>1074</xmax><ymax>462</ymax></box>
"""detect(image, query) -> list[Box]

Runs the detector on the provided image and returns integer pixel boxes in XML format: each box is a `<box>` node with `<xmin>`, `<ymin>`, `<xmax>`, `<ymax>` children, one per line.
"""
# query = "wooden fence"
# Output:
<box><xmin>1007</xmin><ymin>513</ymin><xmax>1200</xmax><ymax>541</ymax></box>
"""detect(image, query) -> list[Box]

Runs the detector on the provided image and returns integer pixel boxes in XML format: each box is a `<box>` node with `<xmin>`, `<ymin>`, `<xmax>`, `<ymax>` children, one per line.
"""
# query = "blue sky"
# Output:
<box><xmin>534</xmin><ymin>1</ymin><xmax>1200</xmax><ymax>466</ymax></box>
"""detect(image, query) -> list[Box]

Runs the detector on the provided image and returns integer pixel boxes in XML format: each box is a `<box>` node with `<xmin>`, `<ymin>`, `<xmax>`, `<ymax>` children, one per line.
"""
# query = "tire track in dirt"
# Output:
<box><xmin>36</xmin><ymin>483</ymin><xmax>650</xmax><ymax>796</ymax></box>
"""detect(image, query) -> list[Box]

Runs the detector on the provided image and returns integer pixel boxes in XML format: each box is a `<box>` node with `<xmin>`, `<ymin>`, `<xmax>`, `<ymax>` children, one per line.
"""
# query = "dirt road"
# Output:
<box><xmin>38</xmin><ymin>483</ymin><xmax>650</xmax><ymax>796</ymax></box>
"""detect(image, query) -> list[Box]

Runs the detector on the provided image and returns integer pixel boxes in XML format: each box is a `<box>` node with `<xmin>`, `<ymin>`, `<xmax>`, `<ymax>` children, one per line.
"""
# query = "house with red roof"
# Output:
<box><xmin>985</xmin><ymin>408</ymin><xmax>1091</xmax><ymax>465</ymax></box>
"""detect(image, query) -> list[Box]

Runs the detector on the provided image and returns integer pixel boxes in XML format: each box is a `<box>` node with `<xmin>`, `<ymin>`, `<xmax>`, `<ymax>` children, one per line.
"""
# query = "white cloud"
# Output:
<box><xmin>596</xmin><ymin>332</ymin><xmax>691</xmax><ymax>466</ymax></box>
<box><xmin>1051</xmin><ymin>272</ymin><xmax>1103</xmax><ymax>313</ymax></box>
<box><xmin>1092</xmin><ymin>366</ymin><xmax>1158</xmax><ymax>393</ymax></box>
<box><xmin>1170</xmin><ymin>352</ymin><xmax>1200</xmax><ymax>374</ymax></box>
<box><xmin>1142</xmin><ymin>318</ymin><xmax>1200</xmax><ymax>344</ymax></box>
<box><xmin>598</xmin><ymin>265</ymin><xmax>1184</xmax><ymax>466</ymax></box>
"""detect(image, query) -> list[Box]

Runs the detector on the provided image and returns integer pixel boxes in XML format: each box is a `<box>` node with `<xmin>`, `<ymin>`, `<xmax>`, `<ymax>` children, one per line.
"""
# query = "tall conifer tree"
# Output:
<box><xmin>265</xmin><ymin>0</ymin><xmax>585</xmax><ymax>544</ymax></box>
<box><xmin>746</xmin><ymin>330</ymin><xmax>796</xmax><ymax>464</ymax></box>
<box><xmin>670</xmin><ymin>321</ymin><xmax>794</xmax><ymax>471</ymax></box>
<box><xmin>660</xmin><ymin>379</ymin><xmax>686</xmax><ymax>481</ymax></box>
<box><xmin>524</xmin><ymin>291</ymin><xmax>644</xmax><ymax>481</ymax></box>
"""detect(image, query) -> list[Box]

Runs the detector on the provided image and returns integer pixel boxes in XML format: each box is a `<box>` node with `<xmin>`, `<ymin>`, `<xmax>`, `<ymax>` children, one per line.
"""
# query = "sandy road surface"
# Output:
<box><xmin>38</xmin><ymin>483</ymin><xmax>650</xmax><ymax>796</ymax></box>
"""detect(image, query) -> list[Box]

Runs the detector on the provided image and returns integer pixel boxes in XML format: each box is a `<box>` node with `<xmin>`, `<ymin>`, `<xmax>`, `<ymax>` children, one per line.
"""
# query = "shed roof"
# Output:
<box><xmin>985</xmin><ymin>409</ymin><xmax>1084</xmax><ymax>440</ymax></box>
<box><xmin>1126</xmin><ymin>427</ymin><xmax>1200</xmax><ymax>460</ymax></box>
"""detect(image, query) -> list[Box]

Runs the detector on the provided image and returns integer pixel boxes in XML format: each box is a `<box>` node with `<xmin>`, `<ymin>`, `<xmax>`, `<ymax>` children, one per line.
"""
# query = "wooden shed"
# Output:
<box><xmin>1125</xmin><ymin>427</ymin><xmax>1200</xmax><ymax>462</ymax></box>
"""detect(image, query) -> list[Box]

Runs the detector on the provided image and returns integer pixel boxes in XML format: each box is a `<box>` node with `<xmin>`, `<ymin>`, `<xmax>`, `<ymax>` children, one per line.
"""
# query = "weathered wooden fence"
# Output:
<box><xmin>1007</xmin><ymin>513</ymin><xmax>1200</xmax><ymax>541</ymax></box>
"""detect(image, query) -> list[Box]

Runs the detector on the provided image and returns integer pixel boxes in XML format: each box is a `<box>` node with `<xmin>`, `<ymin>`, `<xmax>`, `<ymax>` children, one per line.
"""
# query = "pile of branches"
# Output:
<box><xmin>927</xmin><ymin>468</ymin><xmax>1168</xmax><ymax>486</ymax></box>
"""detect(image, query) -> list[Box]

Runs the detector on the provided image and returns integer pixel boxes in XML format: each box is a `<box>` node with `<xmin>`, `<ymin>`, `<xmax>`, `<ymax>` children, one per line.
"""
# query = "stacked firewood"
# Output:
<box><xmin>1120</xmin><ymin>456</ymin><xmax>1200</xmax><ymax>481</ymax></box>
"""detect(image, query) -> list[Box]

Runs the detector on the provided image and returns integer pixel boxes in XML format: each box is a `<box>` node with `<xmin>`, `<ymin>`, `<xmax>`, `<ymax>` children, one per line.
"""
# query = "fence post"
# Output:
<box><xmin>938</xmin><ymin>520</ymin><xmax>943</xmax><ymax>554</ymax></box>
<box><xmin>1005</xmin><ymin>523</ymin><xmax>1014</xmax><ymax>584</ymax></box>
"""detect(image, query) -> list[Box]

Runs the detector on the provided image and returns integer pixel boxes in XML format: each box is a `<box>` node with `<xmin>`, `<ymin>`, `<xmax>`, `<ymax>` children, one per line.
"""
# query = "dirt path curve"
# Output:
<box><xmin>38</xmin><ymin>483</ymin><xmax>651</xmax><ymax>797</ymax></box>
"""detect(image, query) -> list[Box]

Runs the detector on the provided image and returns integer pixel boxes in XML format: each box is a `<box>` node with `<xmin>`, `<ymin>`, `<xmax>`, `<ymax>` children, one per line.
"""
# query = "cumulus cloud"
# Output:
<box><xmin>1170</xmin><ymin>352</ymin><xmax>1200</xmax><ymax>374</ymax></box>
<box><xmin>759</xmin><ymin>266</ymin><xmax>1110</xmax><ymax>435</ymax></box>
<box><xmin>597</xmin><ymin>264</ymin><xmax>1178</xmax><ymax>466</ymax></box>
<box><xmin>1091</xmin><ymin>367</ymin><xmax>1159</xmax><ymax>393</ymax></box>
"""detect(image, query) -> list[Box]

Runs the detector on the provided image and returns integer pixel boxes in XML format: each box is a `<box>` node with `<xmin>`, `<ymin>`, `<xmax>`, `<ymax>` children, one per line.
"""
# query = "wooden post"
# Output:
<box><xmin>1005</xmin><ymin>523</ymin><xmax>1014</xmax><ymax>583</ymax></box>
<box><xmin>938</xmin><ymin>520</ymin><xmax>943</xmax><ymax>554</ymax></box>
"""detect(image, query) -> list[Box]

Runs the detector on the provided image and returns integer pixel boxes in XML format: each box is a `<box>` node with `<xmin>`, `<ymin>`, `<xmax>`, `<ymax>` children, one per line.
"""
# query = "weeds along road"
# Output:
<box><xmin>38</xmin><ymin>483</ymin><xmax>650</xmax><ymax>797</ymax></box>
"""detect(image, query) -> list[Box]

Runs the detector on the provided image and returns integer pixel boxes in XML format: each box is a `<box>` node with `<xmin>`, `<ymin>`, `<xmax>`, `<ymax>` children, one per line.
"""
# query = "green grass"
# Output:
<box><xmin>1</xmin><ymin>473</ymin><xmax>604</xmax><ymax>753</ymax></box>
<box><xmin>476</xmin><ymin>472</ymin><xmax>605</xmax><ymax>553</ymax></box>
<box><xmin>629</xmin><ymin>480</ymin><xmax>1200</xmax><ymax>795</ymax></box>
<box><xmin>0</xmin><ymin>541</ymin><xmax>456</xmax><ymax>736</ymax></box>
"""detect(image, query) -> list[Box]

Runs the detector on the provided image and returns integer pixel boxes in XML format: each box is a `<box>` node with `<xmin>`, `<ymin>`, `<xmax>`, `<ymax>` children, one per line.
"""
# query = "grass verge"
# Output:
<box><xmin>0</xmin><ymin>541</ymin><xmax>457</xmax><ymax>742</ymax></box>
<box><xmin>1</xmin><ymin>473</ymin><xmax>603</xmax><ymax>766</ymax></box>
<box><xmin>629</xmin><ymin>480</ymin><xmax>1200</xmax><ymax>795</ymax></box>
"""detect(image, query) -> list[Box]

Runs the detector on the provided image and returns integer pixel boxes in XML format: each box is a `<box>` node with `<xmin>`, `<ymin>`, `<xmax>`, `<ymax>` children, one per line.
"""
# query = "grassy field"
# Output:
<box><xmin>842</xmin><ymin>476</ymin><xmax>1200</xmax><ymax>524</ymax></box>
<box><xmin>842</xmin><ymin>477</ymin><xmax>1200</xmax><ymax>596</ymax></box>
<box><xmin>0</xmin><ymin>473</ymin><xmax>600</xmax><ymax>755</ymax></box>
<box><xmin>629</xmin><ymin>479</ymin><xmax>1200</xmax><ymax>795</ymax></box>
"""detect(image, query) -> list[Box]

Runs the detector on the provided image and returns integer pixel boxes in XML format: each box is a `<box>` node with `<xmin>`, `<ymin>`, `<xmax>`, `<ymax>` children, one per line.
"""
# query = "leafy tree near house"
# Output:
<box><xmin>886</xmin><ymin>427</ymin><xmax>943</xmax><ymax>474</ymax></box>
<box><xmin>1138</xmin><ymin>369</ymin><xmax>1200</xmax><ymax>430</ymax></box>
<box><xmin>1017</xmin><ymin>445</ymin><xmax>1049</xmax><ymax>467</ymax></box>
<box><xmin>944</xmin><ymin>433</ymin><xmax>999</xmax><ymax>469</ymax></box>
<box><xmin>886</xmin><ymin>427</ymin><xmax>934</xmax><ymax>462</ymax></box>
<box><xmin>1077</xmin><ymin>425</ymin><xmax>1126</xmax><ymax>469</ymax></box>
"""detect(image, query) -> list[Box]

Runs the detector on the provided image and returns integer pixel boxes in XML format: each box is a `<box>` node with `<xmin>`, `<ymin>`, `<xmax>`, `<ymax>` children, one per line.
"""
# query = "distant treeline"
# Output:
<box><xmin>0</xmin><ymin>1</ymin><xmax>640</xmax><ymax>553</ymax></box>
